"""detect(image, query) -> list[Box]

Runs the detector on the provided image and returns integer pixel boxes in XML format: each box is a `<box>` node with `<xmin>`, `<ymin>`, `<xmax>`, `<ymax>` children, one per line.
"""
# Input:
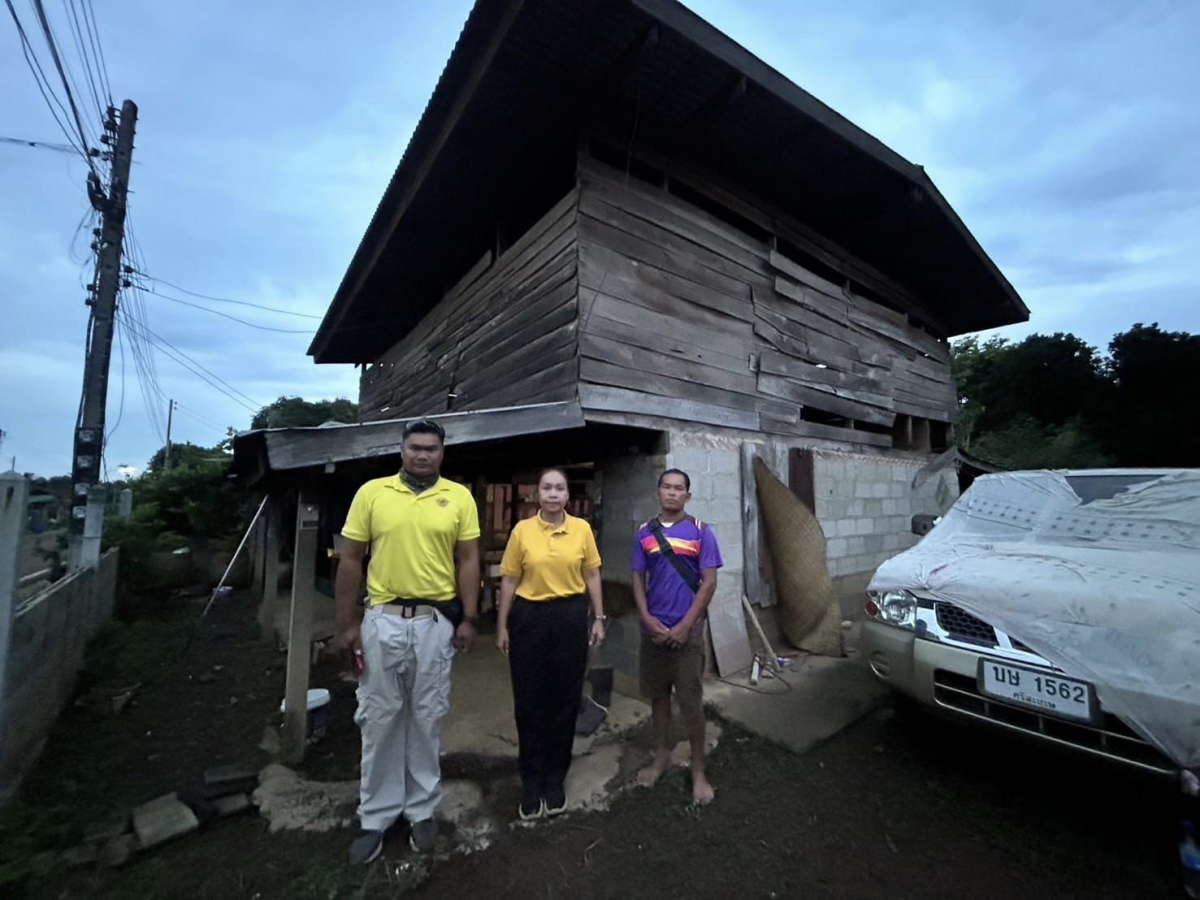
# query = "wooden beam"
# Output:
<box><xmin>740</xmin><ymin>443</ymin><xmax>772</xmax><ymax>607</ymax></box>
<box><xmin>579</xmin><ymin>384</ymin><xmax>758</xmax><ymax>431</ymax></box>
<box><xmin>262</xmin><ymin>402</ymin><xmax>586</xmax><ymax>472</ymax></box>
<box><xmin>282</xmin><ymin>491</ymin><xmax>320</xmax><ymax>764</ymax></box>
<box><xmin>257</xmin><ymin>496</ymin><xmax>283</xmax><ymax>644</ymax></box>
<box><xmin>757</xmin><ymin>373</ymin><xmax>894</xmax><ymax>426</ymax></box>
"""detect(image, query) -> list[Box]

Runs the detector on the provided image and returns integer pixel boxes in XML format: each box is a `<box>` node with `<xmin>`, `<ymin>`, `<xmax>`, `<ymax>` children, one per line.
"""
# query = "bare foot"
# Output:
<box><xmin>636</xmin><ymin>753</ymin><xmax>671</xmax><ymax>787</ymax></box>
<box><xmin>691</xmin><ymin>772</ymin><xmax>715</xmax><ymax>805</ymax></box>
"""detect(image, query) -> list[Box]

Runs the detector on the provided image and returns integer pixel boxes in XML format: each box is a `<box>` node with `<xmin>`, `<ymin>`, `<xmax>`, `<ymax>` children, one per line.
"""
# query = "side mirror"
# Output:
<box><xmin>911</xmin><ymin>514</ymin><xmax>937</xmax><ymax>536</ymax></box>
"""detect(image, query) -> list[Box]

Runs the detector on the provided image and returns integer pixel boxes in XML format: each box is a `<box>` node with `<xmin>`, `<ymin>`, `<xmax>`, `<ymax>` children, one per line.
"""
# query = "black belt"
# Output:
<box><xmin>383</xmin><ymin>596</ymin><xmax>464</xmax><ymax>627</ymax></box>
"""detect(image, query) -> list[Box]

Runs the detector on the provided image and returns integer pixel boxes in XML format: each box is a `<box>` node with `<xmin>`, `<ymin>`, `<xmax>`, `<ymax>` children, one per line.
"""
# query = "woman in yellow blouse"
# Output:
<box><xmin>496</xmin><ymin>467</ymin><xmax>606</xmax><ymax>820</ymax></box>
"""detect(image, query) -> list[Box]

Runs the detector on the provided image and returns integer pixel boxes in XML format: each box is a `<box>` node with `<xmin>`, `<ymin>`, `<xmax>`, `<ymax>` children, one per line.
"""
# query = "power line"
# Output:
<box><xmin>172</xmin><ymin>405</ymin><xmax>230</xmax><ymax>435</ymax></box>
<box><xmin>0</xmin><ymin>134</ymin><xmax>78</xmax><ymax>153</ymax></box>
<box><xmin>63</xmin><ymin>0</ymin><xmax>104</xmax><ymax>122</ymax></box>
<box><xmin>104</xmin><ymin>312</ymin><xmax>126</xmax><ymax>449</ymax></box>
<box><xmin>118</xmin><ymin>314</ymin><xmax>165</xmax><ymax>444</ymax></box>
<box><xmin>137</xmin><ymin>286</ymin><xmax>316</xmax><ymax>334</ymax></box>
<box><xmin>130</xmin><ymin>270</ymin><xmax>323</xmax><ymax>319</ymax></box>
<box><xmin>29</xmin><ymin>0</ymin><xmax>98</xmax><ymax>170</ymax></box>
<box><xmin>80</xmin><ymin>0</ymin><xmax>110</xmax><ymax>102</ymax></box>
<box><xmin>4</xmin><ymin>0</ymin><xmax>91</xmax><ymax>163</ymax></box>
<box><xmin>120</xmin><ymin>310</ymin><xmax>263</xmax><ymax>413</ymax></box>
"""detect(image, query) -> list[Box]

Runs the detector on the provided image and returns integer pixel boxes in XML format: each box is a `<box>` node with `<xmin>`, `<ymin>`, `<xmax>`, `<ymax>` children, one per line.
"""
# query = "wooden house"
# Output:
<box><xmin>235</xmin><ymin>0</ymin><xmax>1027</xmax><ymax>731</ymax></box>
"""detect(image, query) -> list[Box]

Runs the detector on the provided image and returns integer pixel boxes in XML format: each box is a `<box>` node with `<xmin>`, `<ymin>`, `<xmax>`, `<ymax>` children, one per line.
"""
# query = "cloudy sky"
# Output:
<box><xmin>2</xmin><ymin>0</ymin><xmax>1196</xmax><ymax>478</ymax></box>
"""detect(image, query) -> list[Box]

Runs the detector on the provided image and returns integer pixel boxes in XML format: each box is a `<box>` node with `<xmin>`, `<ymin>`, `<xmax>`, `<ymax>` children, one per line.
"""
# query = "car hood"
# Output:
<box><xmin>869</xmin><ymin>469</ymin><xmax>1200</xmax><ymax>768</ymax></box>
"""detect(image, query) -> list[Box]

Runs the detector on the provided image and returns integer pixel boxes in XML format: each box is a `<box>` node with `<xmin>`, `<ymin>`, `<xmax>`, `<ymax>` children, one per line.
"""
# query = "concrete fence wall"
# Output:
<box><xmin>0</xmin><ymin>472</ymin><xmax>119</xmax><ymax>806</ymax></box>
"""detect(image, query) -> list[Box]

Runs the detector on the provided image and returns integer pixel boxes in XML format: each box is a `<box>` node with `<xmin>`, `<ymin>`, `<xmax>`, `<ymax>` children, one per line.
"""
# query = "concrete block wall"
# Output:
<box><xmin>594</xmin><ymin>448</ymin><xmax>665</xmax><ymax>685</ymax></box>
<box><xmin>1</xmin><ymin>549</ymin><xmax>118</xmax><ymax>805</ymax></box>
<box><xmin>664</xmin><ymin>431</ymin><xmax>746</xmax><ymax>613</ymax></box>
<box><xmin>811</xmin><ymin>450</ymin><xmax>958</xmax><ymax>582</ymax></box>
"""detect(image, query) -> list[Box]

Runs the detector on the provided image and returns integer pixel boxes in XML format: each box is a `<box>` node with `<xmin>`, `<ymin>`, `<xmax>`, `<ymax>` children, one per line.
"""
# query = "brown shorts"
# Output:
<box><xmin>639</xmin><ymin>623</ymin><xmax>705</xmax><ymax>719</ymax></box>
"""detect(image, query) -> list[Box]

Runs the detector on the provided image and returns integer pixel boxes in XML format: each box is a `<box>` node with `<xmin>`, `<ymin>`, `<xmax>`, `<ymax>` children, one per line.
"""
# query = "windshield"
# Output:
<box><xmin>1065</xmin><ymin>474</ymin><xmax>1163</xmax><ymax>505</ymax></box>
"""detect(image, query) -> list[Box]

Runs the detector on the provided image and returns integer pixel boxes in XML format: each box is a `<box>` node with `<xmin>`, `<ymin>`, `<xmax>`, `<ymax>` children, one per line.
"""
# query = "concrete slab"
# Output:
<box><xmin>252</xmin><ymin>764</ymin><xmax>358</xmax><ymax>833</ymax></box>
<box><xmin>437</xmin><ymin>779</ymin><xmax>484</xmax><ymax>825</ymax></box>
<box><xmin>564</xmin><ymin>743</ymin><xmax>625</xmax><ymax>812</ymax></box>
<box><xmin>443</xmin><ymin>641</ymin><xmax>650</xmax><ymax>760</ymax></box>
<box><xmin>707</xmin><ymin>647</ymin><xmax>887</xmax><ymax>756</ymax></box>
<box><xmin>132</xmin><ymin>794</ymin><xmax>199</xmax><ymax>850</ymax></box>
<box><xmin>668</xmin><ymin>722</ymin><xmax>722</xmax><ymax>768</ymax></box>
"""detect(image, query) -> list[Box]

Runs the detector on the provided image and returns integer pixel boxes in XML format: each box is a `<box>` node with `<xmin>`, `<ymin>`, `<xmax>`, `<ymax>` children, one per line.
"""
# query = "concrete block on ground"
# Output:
<box><xmin>204</xmin><ymin>764</ymin><xmax>258</xmax><ymax>788</ymax></box>
<box><xmin>707</xmin><ymin>655</ymin><xmax>887</xmax><ymax>756</ymax></box>
<box><xmin>102</xmin><ymin>834</ymin><xmax>137</xmax><ymax>868</ymax></box>
<box><xmin>132</xmin><ymin>793</ymin><xmax>199</xmax><ymax>850</ymax></box>
<box><xmin>213</xmin><ymin>793</ymin><xmax>252</xmax><ymax>817</ymax></box>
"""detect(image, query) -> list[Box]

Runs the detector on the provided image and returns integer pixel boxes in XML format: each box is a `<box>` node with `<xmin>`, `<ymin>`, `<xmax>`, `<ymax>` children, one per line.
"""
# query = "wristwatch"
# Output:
<box><xmin>463</xmin><ymin>614</ymin><xmax>480</xmax><ymax>627</ymax></box>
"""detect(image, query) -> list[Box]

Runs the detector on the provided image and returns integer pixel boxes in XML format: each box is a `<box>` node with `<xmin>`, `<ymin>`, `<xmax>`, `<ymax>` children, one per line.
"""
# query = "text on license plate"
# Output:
<box><xmin>978</xmin><ymin>660</ymin><xmax>1094</xmax><ymax>722</ymax></box>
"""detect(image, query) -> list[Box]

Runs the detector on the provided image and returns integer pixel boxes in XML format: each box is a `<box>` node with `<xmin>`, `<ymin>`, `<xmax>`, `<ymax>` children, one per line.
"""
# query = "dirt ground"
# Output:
<box><xmin>0</xmin><ymin>591</ymin><xmax>1180</xmax><ymax>899</ymax></box>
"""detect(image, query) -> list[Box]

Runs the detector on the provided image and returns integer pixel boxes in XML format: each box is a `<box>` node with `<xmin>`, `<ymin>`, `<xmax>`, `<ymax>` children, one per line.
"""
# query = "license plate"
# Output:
<box><xmin>977</xmin><ymin>659</ymin><xmax>1095</xmax><ymax>722</ymax></box>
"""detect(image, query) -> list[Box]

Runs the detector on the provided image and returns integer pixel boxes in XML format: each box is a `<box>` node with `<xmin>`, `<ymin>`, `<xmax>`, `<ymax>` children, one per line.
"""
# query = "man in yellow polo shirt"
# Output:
<box><xmin>335</xmin><ymin>418</ymin><xmax>480</xmax><ymax>864</ymax></box>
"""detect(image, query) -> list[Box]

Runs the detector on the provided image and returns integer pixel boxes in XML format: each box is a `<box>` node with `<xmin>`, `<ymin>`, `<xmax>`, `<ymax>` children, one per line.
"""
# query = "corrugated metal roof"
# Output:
<box><xmin>310</xmin><ymin>0</ymin><xmax>1028</xmax><ymax>363</ymax></box>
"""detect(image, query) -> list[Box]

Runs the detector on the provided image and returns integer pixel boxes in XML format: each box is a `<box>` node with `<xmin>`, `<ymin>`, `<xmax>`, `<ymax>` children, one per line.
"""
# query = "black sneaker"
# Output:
<box><xmin>349</xmin><ymin>830</ymin><xmax>383</xmax><ymax>865</ymax></box>
<box><xmin>543</xmin><ymin>784</ymin><xmax>567</xmax><ymax>817</ymax></box>
<box><xmin>408</xmin><ymin>818</ymin><xmax>437</xmax><ymax>853</ymax></box>
<box><xmin>519</xmin><ymin>783</ymin><xmax>543</xmax><ymax>821</ymax></box>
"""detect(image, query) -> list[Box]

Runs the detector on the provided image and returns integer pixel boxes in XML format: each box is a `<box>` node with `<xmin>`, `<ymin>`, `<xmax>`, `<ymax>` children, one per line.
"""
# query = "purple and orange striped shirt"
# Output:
<box><xmin>631</xmin><ymin>517</ymin><xmax>723</xmax><ymax>629</ymax></box>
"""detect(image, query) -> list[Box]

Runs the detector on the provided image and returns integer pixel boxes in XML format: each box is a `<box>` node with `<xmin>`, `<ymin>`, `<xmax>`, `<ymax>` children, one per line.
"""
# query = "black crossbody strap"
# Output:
<box><xmin>647</xmin><ymin>517</ymin><xmax>701</xmax><ymax>594</ymax></box>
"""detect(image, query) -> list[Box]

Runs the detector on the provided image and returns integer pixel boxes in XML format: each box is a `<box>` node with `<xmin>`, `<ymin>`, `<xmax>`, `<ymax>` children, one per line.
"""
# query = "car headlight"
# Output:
<box><xmin>873</xmin><ymin>590</ymin><xmax>917</xmax><ymax>628</ymax></box>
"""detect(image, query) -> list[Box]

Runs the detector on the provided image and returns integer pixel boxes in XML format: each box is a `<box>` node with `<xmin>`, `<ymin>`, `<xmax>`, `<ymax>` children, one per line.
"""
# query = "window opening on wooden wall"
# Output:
<box><xmin>800</xmin><ymin>406</ymin><xmax>848</xmax><ymax>427</ymax></box>
<box><xmin>587</xmin><ymin>139</ymin><xmax>666</xmax><ymax>187</ymax></box>
<box><xmin>666</xmin><ymin>177</ymin><xmax>772</xmax><ymax>241</ymax></box>
<box><xmin>892</xmin><ymin>413</ymin><xmax>913</xmax><ymax>450</ymax></box>
<box><xmin>930</xmin><ymin>420</ymin><xmax>951</xmax><ymax>454</ymax></box>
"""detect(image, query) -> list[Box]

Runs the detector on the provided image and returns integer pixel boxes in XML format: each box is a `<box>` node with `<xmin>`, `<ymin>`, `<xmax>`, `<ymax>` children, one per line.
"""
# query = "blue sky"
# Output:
<box><xmin>2</xmin><ymin>0</ymin><xmax>1196</xmax><ymax>477</ymax></box>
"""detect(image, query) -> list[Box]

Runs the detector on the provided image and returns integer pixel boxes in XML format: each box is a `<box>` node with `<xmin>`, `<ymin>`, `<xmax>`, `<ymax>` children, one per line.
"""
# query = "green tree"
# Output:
<box><xmin>251</xmin><ymin>396</ymin><xmax>357</xmax><ymax>430</ymax></box>
<box><xmin>1100</xmin><ymin>323</ymin><xmax>1200</xmax><ymax>466</ymax></box>
<box><xmin>145</xmin><ymin>441</ymin><xmax>226</xmax><ymax>475</ymax></box>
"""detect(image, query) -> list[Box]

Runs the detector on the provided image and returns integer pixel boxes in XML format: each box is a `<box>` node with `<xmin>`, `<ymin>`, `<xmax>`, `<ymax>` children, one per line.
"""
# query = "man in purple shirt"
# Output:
<box><xmin>631</xmin><ymin>468</ymin><xmax>722</xmax><ymax>804</ymax></box>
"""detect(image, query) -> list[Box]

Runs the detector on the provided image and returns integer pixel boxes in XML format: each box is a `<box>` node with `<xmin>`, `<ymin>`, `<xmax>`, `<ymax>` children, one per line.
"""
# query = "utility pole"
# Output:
<box><xmin>70</xmin><ymin>99</ymin><xmax>137</xmax><ymax>568</ymax></box>
<box><xmin>164</xmin><ymin>399</ymin><xmax>175</xmax><ymax>471</ymax></box>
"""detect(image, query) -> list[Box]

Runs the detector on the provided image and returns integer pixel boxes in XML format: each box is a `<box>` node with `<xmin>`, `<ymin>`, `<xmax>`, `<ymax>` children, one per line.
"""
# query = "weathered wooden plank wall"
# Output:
<box><xmin>575</xmin><ymin>151</ymin><xmax>958</xmax><ymax>447</ymax></box>
<box><xmin>359</xmin><ymin>188</ymin><xmax>582</xmax><ymax>421</ymax></box>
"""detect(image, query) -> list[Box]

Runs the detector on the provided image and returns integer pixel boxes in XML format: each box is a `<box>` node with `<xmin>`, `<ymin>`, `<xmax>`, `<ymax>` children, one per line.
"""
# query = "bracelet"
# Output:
<box><xmin>593</xmin><ymin>614</ymin><xmax>608</xmax><ymax>623</ymax></box>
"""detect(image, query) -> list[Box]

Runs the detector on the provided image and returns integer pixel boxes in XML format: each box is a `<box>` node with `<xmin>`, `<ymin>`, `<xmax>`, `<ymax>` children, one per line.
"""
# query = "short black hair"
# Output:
<box><xmin>658</xmin><ymin>468</ymin><xmax>691</xmax><ymax>491</ymax></box>
<box><xmin>402</xmin><ymin>418</ymin><xmax>445</xmax><ymax>442</ymax></box>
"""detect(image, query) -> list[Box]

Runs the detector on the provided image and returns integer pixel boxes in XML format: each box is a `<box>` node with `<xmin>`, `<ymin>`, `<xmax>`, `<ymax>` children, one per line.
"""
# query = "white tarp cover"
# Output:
<box><xmin>868</xmin><ymin>470</ymin><xmax>1200</xmax><ymax>768</ymax></box>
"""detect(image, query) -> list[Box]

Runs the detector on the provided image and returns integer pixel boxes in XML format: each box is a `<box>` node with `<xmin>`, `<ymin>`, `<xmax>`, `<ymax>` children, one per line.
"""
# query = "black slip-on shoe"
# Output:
<box><xmin>349</xmin><ymin>830</ymin><xmax>383</xmax><ymax>865</ymax></box>
<box><xmin>543</xmin><ymin>785</ymin><xmax>567</xmax><ymax>816</ymax></box>
<box><xmin>408</xmin><ymin>818</ymin><xmax>437</xmax><ymax>853</ymax></box>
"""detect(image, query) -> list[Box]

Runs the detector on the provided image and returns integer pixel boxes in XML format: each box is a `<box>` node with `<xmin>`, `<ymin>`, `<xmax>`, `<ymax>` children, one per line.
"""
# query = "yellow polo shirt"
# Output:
<box><xmin>342</xmin><ymin>475</ymin><xmax>480</xmax><ymax>605</ymax></box>
<box><xmin>500</xmin><ymin>512</ymin><xmax>601</xmax><ymax>601</ymax></box>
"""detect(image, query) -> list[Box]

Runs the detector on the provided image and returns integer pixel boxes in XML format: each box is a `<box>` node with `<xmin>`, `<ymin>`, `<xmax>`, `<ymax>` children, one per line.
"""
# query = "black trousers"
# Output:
<box><xmin>508</xmin><ymin>594</ymin><xmax>589</xmax><ymax>794</ymax></box>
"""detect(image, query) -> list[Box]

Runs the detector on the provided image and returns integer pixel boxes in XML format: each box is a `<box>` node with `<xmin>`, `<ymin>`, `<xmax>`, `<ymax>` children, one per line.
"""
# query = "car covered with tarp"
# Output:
<box><xmin>863</xmin><ymin>469</ymin><xmax>1200</xmax><ymax>773</ymax></box>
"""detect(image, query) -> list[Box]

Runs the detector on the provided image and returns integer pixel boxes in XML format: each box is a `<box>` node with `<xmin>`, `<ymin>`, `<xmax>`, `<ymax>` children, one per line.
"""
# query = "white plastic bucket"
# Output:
<box><xmin>279</xmin><ymin>688</ymin><xmax>331</xmax><ymax>743</ymax></box>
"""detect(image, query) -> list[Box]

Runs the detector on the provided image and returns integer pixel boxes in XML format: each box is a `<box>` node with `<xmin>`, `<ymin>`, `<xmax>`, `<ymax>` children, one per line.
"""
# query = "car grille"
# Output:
<box><xmin>932</xmin><ymin>669</ymin><xmax>1173</xmax><ymax>773</ymax></box>
<box><xmin>934</xmin><ymin>602</ymin><xmax>998</xmax><ymax>646</ymax></box>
